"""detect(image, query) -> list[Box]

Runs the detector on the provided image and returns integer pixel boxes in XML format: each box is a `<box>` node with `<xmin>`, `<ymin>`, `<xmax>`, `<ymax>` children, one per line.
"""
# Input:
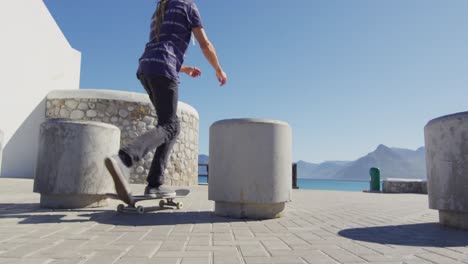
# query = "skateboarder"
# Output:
<box><xmin>105</xmin><ymin>0</ymin><xmax>227</xmax><ymax>198</ymax></box>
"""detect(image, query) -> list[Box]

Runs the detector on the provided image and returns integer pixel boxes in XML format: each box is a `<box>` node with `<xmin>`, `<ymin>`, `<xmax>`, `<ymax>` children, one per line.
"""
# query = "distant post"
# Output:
<box><xmin>292</xmin><ymin>163</ymin><xmax>299</xmax><ymax>189</ymax></box>
<box><xmin>369</xmin><ymin>167</ymin><xmax>381</xmax><ymax>192</ymax></box>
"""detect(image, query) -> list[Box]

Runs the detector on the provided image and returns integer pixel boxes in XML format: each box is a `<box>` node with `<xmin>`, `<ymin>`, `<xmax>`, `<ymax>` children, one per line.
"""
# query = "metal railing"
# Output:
<box><xmin>198</xmin><ymin>163</ymin><xmax>209</xmax><ymax>178</ymax></box>
<box><xmin>198</xmin><ymin>163</ymin><xmax>299</xmax><ymax>189</ymax></box>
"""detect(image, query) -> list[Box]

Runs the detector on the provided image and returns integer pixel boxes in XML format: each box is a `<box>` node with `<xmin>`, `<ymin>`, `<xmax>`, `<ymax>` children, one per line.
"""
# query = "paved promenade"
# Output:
<box><xmin>0</xmin><ymin>178</ymin><xmax>467</xmax><ymax>264</ymax></box>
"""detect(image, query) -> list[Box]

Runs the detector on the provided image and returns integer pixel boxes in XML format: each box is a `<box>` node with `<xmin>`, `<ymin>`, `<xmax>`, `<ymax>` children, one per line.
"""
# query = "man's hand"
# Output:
<box><xmin>181</xmin><ymin>65</ymin><xmax>202</xmax><ymax>78</ymax></box>
<box><xmin>216</xmin><ymin>69</ymin><xmax>227</xmax><ymax>86</ymax></box>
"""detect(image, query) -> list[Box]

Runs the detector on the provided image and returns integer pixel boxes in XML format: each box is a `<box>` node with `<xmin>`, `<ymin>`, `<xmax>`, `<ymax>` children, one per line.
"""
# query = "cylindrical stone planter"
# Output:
<box><xmin>425</xmin><ymin>111</ymin><xmax>468</xmax><ymax>229</ymax></box>
<box><xmin>208</xmin><ymin>118</ymin><xmax>292</xmax><ymax>219</ymax></box>
<box><xmin>45</xmin><ymin>89</ymin><xmax>199</xmax><ymax>186</ymax></box>
<box><xmin>33</xmin><ymin>119</ymin><xmax>120</xmax><ymax>208</ymax></box>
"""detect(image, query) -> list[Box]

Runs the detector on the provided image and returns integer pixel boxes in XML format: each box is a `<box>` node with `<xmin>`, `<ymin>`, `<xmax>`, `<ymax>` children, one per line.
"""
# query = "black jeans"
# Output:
<box><xmin>120</xmin><ymin>75</ymin><xmax>180</xmax><ymax>187</ymax></box>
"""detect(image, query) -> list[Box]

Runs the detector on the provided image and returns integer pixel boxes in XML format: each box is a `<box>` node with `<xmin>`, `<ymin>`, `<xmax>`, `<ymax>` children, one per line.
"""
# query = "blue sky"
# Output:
<box><xmin>44</xmin><ymin>0</ymin><xmax>468</xmax><ymax>163</ymax></box>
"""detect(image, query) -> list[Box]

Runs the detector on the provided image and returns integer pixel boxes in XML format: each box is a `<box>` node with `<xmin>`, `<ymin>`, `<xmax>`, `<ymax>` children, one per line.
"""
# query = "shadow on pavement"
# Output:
<box><xmin>339</xmin><ymin>223</ymin><xmax>468</xmax><ymax>247</ymax></box>
<box><xmin>0</xmin><ymin>203</ymin><xmax>252</xmax><ymax>226</ymax></box>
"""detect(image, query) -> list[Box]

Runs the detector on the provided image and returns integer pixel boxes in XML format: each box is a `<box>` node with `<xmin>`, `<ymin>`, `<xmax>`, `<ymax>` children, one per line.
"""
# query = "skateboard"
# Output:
<box><xmin>107</xmin><ymin>189</ymin><xmax>190</xmax><ymax>214</ymax></box>
<box><xmin>105</xmin><ymin>156</ymin><xmax>190</xmax><ymax>214</ymax></box>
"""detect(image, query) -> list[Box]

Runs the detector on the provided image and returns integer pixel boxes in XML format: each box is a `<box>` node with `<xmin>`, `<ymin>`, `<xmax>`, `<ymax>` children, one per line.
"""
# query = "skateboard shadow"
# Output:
<box><xmin>0</xmin><ymin>203</ymin><xmax>253</xmax><ymax>225</ymax></box>
<box><xmin>85</xmin><ymin>211</ymin><xmax>252</xmax><ymax>226</ymax></box>
<box><xmin>338</xmin><ymin>223</ymin><xmax>468</xmax><ymax>247</ymax></box>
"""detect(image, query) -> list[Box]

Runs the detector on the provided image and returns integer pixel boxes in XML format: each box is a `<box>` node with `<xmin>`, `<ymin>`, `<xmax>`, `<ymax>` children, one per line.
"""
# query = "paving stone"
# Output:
<box><xmin>261</xmin><ymin>238</ymin><xmax>291</xmax><ymax>251</ymax></box>
<box><xmin>2</xmin><ymin>179</ymin><xmax>468</xmax><ymax>264</ymax></box>
<box><xmin>212</xmin><ymin>223</ymin><xmax>233</xmax><ymax>233</ymax></box>
<box><xmin>244</xmin><ymin>256</ymin><xmax>305</xmax><ymax>264</ymax></box>
<box><xmin>32</xmin><ymin>239</ymin><xmax>90</xmax><ymax>259</ymax></box>
<box><xmin>49</xmin><ymin>259</ymin><xmax>83</xmax><ymax>264</ymax></box>
<box><xmin>0</xmin><ymin>240</ymin><xmax>60</xmax><ymax>258</ymax></box>
<box><xmin>114</xmin><ymin>257</ymin><xmax>154</xmax><ymax>264</ymax></box>
<box><xmin>82</xmin><ymin>248</ymin><xmax>128</xmax><ymax>264</ymax></box>
<box><xmin>301</xmin><ymin>255</ymin><xmax>341</xmax><ymax>264</ymax></box>
<box><xmin>415</xmin><ymin>252</ymin><xmax>464</xmax><ymax>264</ymax></box>
<box><xmin>322</xmin><ymin>248</ymin><xmax>366</xmax><ymax>263</ymax></box>
<box><xmin>187</xmin><ymin>236</ymin><xmax>210</xmax><ymax>246</ymax></box>
<box><xmin>212</xmin><ymin>250</ymin><xmax>241</xmax><ymax>264</ymax></box>
<box><xmin>111</xmin><ymin>232</ymin><xmax>148</xmax><ymax>245</ymax></box>
<box><xmin>77</xmin><ymin>244</ymin><xmax>130</xmax><ymax>256</ymax></box>
<box><xmin>0</xmin><ymin>258</ymin><xmax>52</xmax><ymax>264</ymax></box>
<box><xmin>150</xmin><ymin>258</ymin><xmax>180</xmax><ymax>264</ymax></box>
<box><xmin>122</xmin><ymin>241</ymin><xmax>161</xmax><ymax>258</ymax></box>
<box><xmin>239</xmin><ymin>244</ymin><xmax>270</xmax><ymax>257</ymax></box>
<box><xmin>155</xmin><ymin>251</ymin><xmax>209</xmax><ymax>258</ymax></box>
<box><xmin>213</xmin><ymin>233</ymin><xmax>234</xmax><ymax>242</ymax></box>
<box><xmin>422</xmin><ymin>247</ymin><xmax>468</xmax><ymax>262</ymax></box>
<box><xmin>158</xmin><ymin>241</ymin><xmax>187</xmax><ymax>252</ymax></box>
<box><xmin>181</xmin><ymin>257</ymin><xmax>210</xmax><ymax>264</ymax></box>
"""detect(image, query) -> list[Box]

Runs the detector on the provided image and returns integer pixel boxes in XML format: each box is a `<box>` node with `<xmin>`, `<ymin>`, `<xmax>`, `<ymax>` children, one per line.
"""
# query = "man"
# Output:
<box><xmin>105</xmin><ymin>0</ymin><xmax>227</xmax><ymax>198</ymax></box>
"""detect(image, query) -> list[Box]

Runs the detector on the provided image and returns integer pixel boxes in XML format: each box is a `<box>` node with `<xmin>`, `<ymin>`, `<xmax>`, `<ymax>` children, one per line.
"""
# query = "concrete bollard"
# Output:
<box><xmin>382</xmin><ymin>178</ymin><xmax>427</xmax><ymax>194</ymax></box>
<box><xmin>425</xmin><ymin>112</ymin><xmax>468</xmax><ymax>229</ymax></box>
<box><xmin>208</xmin><ymin>118</ymin><xmax>292</xmax><ymax>219</ymax></box>
<box><xmin>34</xmin><ymin>119</ymin><xmax>120</xmax><ymax>208</ymax></box>
<box><xmin>0</xmin><ymin>129</ymin><xmax>3</xmax><ymax>176</ymax></box>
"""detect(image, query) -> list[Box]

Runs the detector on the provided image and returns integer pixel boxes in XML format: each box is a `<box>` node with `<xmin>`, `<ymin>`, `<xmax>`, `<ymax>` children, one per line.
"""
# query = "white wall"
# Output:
<box><xmin>0</xmin><ymin>0</ymin><xmax>81</xmax><ymax>178</ymax></box>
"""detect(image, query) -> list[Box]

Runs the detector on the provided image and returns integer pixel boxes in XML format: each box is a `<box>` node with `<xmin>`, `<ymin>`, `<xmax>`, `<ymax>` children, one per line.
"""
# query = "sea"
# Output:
<box><xmin>198</xmin><ymin>177</ymin><xmax>371</xmax><ymax>192</ymax></box>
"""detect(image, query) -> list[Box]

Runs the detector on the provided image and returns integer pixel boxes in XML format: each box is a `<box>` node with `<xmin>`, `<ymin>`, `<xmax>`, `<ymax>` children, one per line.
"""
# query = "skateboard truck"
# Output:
<box><xmin>159</xmin><ymin>198</ymin><xmax>183</xmax><ymax>209</ymax></box>
<box><xmin>108</xmin><ymin>189</ymin><xmax>189</xmax><ymax>215</ymax></box>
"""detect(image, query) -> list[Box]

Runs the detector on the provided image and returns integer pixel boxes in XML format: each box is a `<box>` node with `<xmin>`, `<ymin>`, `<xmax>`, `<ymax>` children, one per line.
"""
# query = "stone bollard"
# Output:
<box><xmin>425</xmin><ymin>112</ymin><xmax>468</xmax><ymax>229</ymax></box>
<box><xmin>0</xmin><ymin>129</ymin><xmax>3</xmax><ymax>175</ymax></box>
<box><xmin>208</xmin><ymin>119</ymin><xmax>292</xmax><ymax>219</ymax></box>
<box><xmin>382</xmin><ymin>178</ymin><xmax>427</xmax><ymax>194</ymax></box>
<box><xmin>34</xmin><ymin>119</ymin><xmax>120</xmax><ymax>208</ymax></box>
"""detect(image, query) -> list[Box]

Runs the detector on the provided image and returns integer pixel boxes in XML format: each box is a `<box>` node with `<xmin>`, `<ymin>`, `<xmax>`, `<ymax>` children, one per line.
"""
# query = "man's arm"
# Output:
<box><xmin>180</xmin><ymin>65</ymin><xmax>202</xmax><ymax>77</ymax></box>
<box><xmin>192</xmin><ymin>27</ymin><xmax>227</xmax><ymax>86</ymax></box>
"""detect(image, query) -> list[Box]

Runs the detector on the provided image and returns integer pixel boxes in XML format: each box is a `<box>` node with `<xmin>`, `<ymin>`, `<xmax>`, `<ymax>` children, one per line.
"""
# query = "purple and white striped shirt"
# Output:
<box><xmin>137</xmin><ymin>0</ymin><xmax>203</xmax><ymax>81</ymax></box>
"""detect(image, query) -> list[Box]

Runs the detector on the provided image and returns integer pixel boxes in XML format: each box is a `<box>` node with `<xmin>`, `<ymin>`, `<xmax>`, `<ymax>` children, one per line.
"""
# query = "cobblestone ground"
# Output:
<box><xmin>0</xmin><ymin>178</ymin><xmax>467</xmax><ymax>264</ymax></box>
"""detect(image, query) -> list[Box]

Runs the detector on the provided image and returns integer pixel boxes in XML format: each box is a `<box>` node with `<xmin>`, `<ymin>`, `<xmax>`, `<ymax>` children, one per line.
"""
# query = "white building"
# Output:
<box><xmin>0</xmin><ymin>1</ymin><xmax>81</xmax><ymax>178</ymax></box>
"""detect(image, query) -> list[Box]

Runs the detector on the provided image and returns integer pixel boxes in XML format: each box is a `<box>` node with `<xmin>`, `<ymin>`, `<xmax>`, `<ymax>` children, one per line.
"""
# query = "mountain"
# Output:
<box><xmin>287</xmin><ymin>145</ymin><xmax>426</xmax><ymax>180</ymax></box>
<box><xmin>331</xmin><ymin>145</ymin><xmax>425</xmax><ymax>180</ymax></box>
<box><xmin>297</xmin><ymin>160</ymin><xmax>349</xmax><ymax>180</ymax></box>
<box><xmin>198</xmin><ymin>154</ymin><xmax>209</xmax><ymax>164</ymax></box>
<box><xmin>199</xmin><ymin>145</ymin><xmax>427</xmax><ymax>181</ymax></box>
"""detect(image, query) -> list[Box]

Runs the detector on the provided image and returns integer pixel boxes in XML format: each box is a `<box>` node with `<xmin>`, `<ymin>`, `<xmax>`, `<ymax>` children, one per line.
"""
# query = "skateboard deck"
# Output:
<box><xmin>107</xmin><ymin>189</ymin><xmax>190</xmax><ymax>214</ymax></box>
<box><xmin>105</xmin><ymin>156</ymin><xmax>190</xmax><ymax>214</ymax></box>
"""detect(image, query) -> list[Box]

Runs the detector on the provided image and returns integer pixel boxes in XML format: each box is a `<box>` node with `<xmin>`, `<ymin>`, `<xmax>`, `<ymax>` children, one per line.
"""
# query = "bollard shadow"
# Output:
<box><xmin>0</xmin><ymin>203</ymin><xmax>254</xmax><ymax>226</ymax></box>
<box><xmin>338</xmin><ymin>223</ymin><xmax>468</xmax><ymax>247</ymax></box>
<box><xmin>1</xmin><ymin>98</ymin><xmax>46</xmax><ymax>178</ymax></box>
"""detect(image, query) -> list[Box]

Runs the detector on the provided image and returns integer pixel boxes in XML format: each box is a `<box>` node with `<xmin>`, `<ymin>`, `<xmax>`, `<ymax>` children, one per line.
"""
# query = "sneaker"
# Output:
<box><xmin>144</xmin><ymin>185</ymin><xmax>176</xmax><ymax>198</ymax></box>
<box><xmin>105</xmin><ymin>155</ymin><xmax>133</xmax><ymax>205</ymax></box>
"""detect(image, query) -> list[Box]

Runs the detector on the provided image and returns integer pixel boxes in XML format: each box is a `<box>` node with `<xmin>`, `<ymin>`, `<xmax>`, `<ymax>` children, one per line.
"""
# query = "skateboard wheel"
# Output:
<box><xmin>117</xmin><ymin>204</ymin><xmax>124</xmax><ymax>212</ymax></box>
<box><xmin>159</xmin><ymin>200</ymin><xmax>166</xmax><ymax>208</ymax></box>
<box><xmin>136</xmin><ymin>206</ymin><xmax>145</xmax><ymax>214</ymax></box>
<box><xmin>176</xmin><ymin>202</ymin><xmax>183</xmax><ymax>209</ymax></box>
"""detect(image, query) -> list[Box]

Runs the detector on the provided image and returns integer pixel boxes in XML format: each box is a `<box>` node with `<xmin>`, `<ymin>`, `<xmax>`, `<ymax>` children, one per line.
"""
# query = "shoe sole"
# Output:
<box><xmin>144</xmin><ymin>193</ymin><xmax>158</xmax><ymax>198</ymax></box>
<box><xmin>144</xmin><ymin>192</ymin><xmax>176</xmax><ymax>199</ymax></box>
<box><xmin>105</xmin><ymin>157</ymin><xmax>133</xmax><ymax>205</ymax></box>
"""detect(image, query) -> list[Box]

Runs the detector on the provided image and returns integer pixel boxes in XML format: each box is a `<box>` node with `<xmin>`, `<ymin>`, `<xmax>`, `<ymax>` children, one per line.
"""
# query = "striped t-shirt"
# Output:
<box><xmin>137</xmin><ymin>0</ymin><xmax>203</xmax><ymax>81</ymax></box>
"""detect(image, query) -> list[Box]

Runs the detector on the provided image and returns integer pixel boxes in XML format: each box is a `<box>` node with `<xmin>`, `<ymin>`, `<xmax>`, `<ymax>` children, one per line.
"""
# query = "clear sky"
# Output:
<box><xmin>44</xmin><ymin>0</ymin><xmax>468</xmax><ymax>163</ymax></box>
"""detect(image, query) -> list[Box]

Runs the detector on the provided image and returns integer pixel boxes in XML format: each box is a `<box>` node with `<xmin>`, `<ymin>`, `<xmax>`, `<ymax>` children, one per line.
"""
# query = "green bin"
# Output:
<box><xmin>369</xmin><ymin>167</ymin><xmax>380</xmax><ymax>192</ymax></box>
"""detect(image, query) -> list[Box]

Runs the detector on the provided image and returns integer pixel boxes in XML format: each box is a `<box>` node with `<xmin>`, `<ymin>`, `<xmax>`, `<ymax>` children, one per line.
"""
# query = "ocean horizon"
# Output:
<box><xmin>198</xmin><ymin>177</ymin><xmax>371</xmax><ymax>192</ymax></box>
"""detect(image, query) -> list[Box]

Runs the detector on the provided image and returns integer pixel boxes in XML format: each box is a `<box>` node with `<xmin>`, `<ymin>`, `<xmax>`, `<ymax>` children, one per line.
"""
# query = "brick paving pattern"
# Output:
<box><xmin>0</xmin><ymin>178</ymin><xmax>467</xmax><ymax>264</ymax></box>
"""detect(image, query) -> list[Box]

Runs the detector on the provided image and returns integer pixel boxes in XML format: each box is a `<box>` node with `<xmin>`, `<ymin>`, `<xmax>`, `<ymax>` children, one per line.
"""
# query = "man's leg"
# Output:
<box><xmin>146</xmin><ymin>126</ymin><xmax>180</xmax><ymax>187</ymax></box>
<box><xmin>145</xmin><ymin>76</ymin><xmax>180</xmax><ymax>188</ymax></box>
<box><xmin>120</xmin><ymin>76</ymin><xmax>179</xmax><ymax>166</ymax></box>
<box><xmin>120</xmin><ymin>75</ymin><xmax>180</xmax><ymax>194</ymax></box>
